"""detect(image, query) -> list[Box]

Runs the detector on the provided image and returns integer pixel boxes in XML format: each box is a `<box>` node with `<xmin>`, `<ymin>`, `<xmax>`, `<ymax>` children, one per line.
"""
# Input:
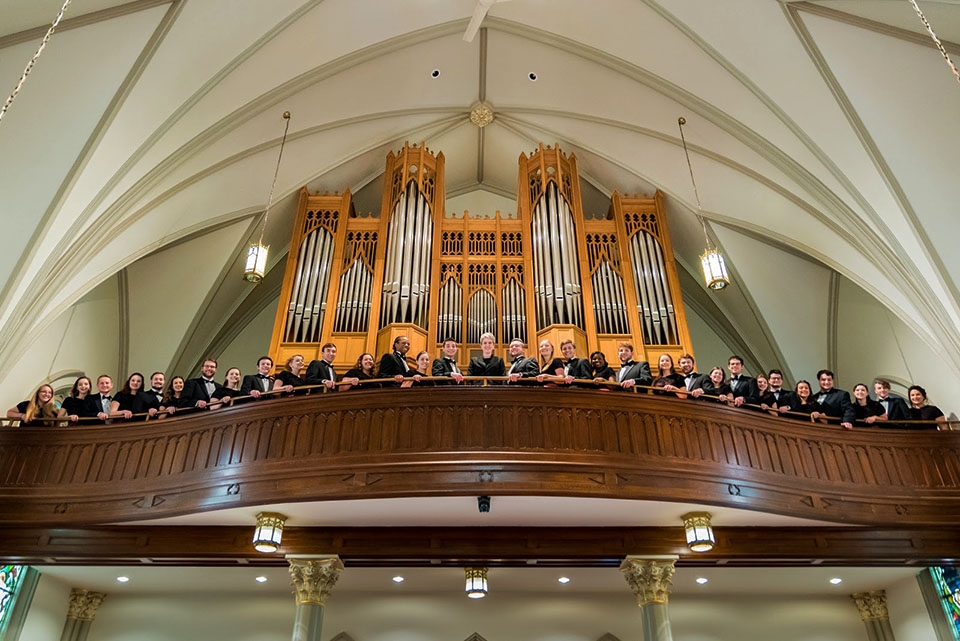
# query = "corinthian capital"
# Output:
<box><xmin>851</xmin><ymin>590</ymin><xmax>889</xmax><ymax>622</ymax></box>
<box><xmin>67</xmin><ymin>588</ymin><xmax>106</xmax><ymax>621</ymax></box>
<box><xmin>620</xmin><ymin>556</ymin><xmax>677</xmax><ymax>605</ymax></box>
<box><xmin>288</xmin><ymin>556</ymin><xmax>344</xmax><ymax>605</ymax></box>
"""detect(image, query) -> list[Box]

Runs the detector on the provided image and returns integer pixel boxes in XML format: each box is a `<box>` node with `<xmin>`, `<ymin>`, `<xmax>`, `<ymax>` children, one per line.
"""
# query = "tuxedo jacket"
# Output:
<box><xmin>562</xmin><ymin>358</ymin><xmax>592</xmax><ymax>380</ymax></box>
<box><xmin>144</xmin><ymin>388</ymin><xmax>165</xmax><ymax>409</ymax></box>
<box><xmin>615</xmin><ymin>360</ymin><xmax>652</xmax><ymax>387</ymax></box>
<box><xmin>305</xmin><ymin>359</ymin><xmax>338</xmax><ymax>389</ymax></box>
<box><xmin>377</xmin><ymin>352</ymin><xmax>414</xmax><ymax>379</ymax></box>
<box><xmin>760</xmin><ymin>389</ymin><xmax>798</xmax><ymax>410</ymax></box>
<box><xmin>179</xmin><ymin>377</ymin><xmax>231</xmax><ymax>408</ymax></box>
<box><xmin>240</xmin><ymin>374</ymin><xmax>274</xmax><ymax>395</ymax></box>
<box><xmin>814</xmin><ymin>388</ymin><xmax>855</xmax><ymax>423</ymax></box>
<box><xmin>506</xmin><ymin>356</ymin><xmax>540</xmax><ymax>378</ymax></box>
<box><xmin>83</xmin><ymin>393</ymin><xmax>114</xmax><ymax>421</ymax></box>
<box><xmin>467</xmin><ymin>356</ymin><xmax>506</xmax><ymax>377</ymax></box>
<box><xmin>681</xmin><ymin>372</ymin><xmax>709</xmax><ymax>393</ymax></box>
<box><xmin>878</xmin><ymin>396</ymin><xmax>910</xmax><ymax>423</ymax></box>
<box><xmin>727</xmin><ymin>375</ymin><xmax>759</xmax><ymax>404</ymax></box>
<box><xmin>431</xmin><ymin>357</ymin><xmax>462</xmax><ymax>377</ymax></box>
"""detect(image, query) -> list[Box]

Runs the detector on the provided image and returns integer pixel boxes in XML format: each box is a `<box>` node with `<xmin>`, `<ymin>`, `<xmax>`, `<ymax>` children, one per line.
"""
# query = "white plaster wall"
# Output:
<box><xmin>0</xmin><ymin>276</ymin><xmax>120</xmax><ymax>410</ymax></box>
<box><xmin>686</xmin><ymin>304</ymin><xmax>739</xmax><ymax>377</ymax></box>
<box><xmin>214</xmin><ymin>300</ymin><xmax>278</xmax><ymax>378</ymax></box>
<box><xmin>18</xmin><ymin>572</ymin><xmax>72</xmax><ymax>641</ymax></box>
<box><xmin>446</xmin><ymin>189</ymin><xmax>518</xmax><ymax>218</ymax></box>
<box><xmin>887</xmin><ymin>572</ymin><xmax>937</xmax><ymax>641</ymax></box>
<box><xmin>77</xmin><ymin>589</ymin><xmax>873</xmax><ymax>641</ymax></box>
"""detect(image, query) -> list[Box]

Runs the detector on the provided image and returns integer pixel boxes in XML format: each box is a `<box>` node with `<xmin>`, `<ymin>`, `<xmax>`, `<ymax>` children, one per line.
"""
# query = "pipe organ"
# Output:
<box><xmin>269</xmin><ymin>142</ymin><xmax>692</xmax><ymax>371</ymax></box>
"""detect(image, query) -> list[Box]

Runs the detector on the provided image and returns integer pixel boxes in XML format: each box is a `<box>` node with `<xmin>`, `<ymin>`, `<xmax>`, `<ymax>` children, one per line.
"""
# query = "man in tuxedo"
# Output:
<box><xmin>558</xmin><ymin>339</ymin><xmax>591</xmax><ymax>384</ymax></box>
<box><xmin>377</xmin><ymin>336</ymin><xmax>420</xmax><ymax>384</ymax></box>
<box><xmin>146</xmin><ymin>372</ymin><xmax>165</xmax><ymax>408</ymax></box>
<box><xmin>726</xmin><ymin>355</ymin><xmax>759</xmax><ymax>407</ymax></box>
<box><xmin>84</xmin><ymin>374</ymin><xmax>115</xmax><ymax>423</ymax></box>
<box><xmin>179</xmin><ymin>359</ymin><xmax>232</xmax><ymax>409</ymax></box>
<box><xmin>506</xmin><ymin>338</ymin><xmax>539</xmax><ymax>383</ymax></box>
<box><xmin>242</xmin><ymin>356</ymin><xmax>292</xmax><ymax>399</ymax></box>
<box><xmin>616</xmin><ymin>343</ymin><xmax>652</xmax><ymax>390</ymax></box>
<box><xmin>762</xmin><ymin>369</ymin><xmax>797</xmax><ymax>413</ymax></box>
<box><xmin>431</xmin><ymin>338</ymin><xmax>464</xmax><ymax>383</ymax></box>
<box><xmin>305</xmin><ymin>343</ymin><xmax>340</xmax><ymax>391</ymax></box>
<box><xmin>810</xmin><ymin>369</ymin><xmax>855</xmax><ymax>429</ymax></box>
<box><xmin>667</xmin><ymin>353</ymin><xmax>707</xmax><ymax>398</ymax></box>
<box><xmin>873</xmin><ymin>378</ymin><xmax>909</xmax><ymax>424</ymax></box>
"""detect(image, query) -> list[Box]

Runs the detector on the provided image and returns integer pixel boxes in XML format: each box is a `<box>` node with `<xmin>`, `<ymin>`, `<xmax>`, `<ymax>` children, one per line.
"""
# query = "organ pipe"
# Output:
<box><xmin>531</xmin><ymin>181</ymin><xmax>584</xmax><ymax>330</ymax></box>
<box><xmin>381</xmin><ymin>180</ymin><xmax>434</xmax><ymax>329</ymax></box>
<box><xmin>629</xmin><ymin>230</ymin><xmax>678</xmax><ymax>345</ymax></box>
<box><xmin>285</xmin><ymin>227</ymin><xmax>335</xmax><ymax>342</ymax></box>
<box><xmin>334</xmin><ymin>258</ymin><xmax>373</xmax><ymax>333</ymax></box>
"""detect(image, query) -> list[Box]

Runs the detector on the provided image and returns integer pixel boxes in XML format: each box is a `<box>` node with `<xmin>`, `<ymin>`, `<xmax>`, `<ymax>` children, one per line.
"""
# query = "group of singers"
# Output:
<box><xmin>6</xmin><ymin>333</ymin><xmax>948</xmax><ymax>429</ymax></box>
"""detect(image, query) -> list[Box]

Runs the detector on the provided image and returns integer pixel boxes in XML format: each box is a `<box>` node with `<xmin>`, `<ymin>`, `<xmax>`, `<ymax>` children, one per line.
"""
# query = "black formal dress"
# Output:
<box><xmin>178</xmin><ymin>377</ymin><xmax>232</xmax><ymax>409</ymax></box>
<box><xmin>699</xmin><ymin>381</ymin><xmax>731</xmax><ymax>402</ymax></box>
<box><xmin>343</xmin><ymin>368</ymin><xmax>378</xmax><ymax>389</ymax></box>
<box><xmin>852</xmin><ymin>399</ymin><xmax>886</xmax><ymax>424</ymax></box>
<box><xmin>60</xmin><ymin>396</ymin><xmax>87</xmax><ymax>420</ymax></box>
<box><xmin>813</xmin><ymin>388</ymin><xmax>855</xmax><ymax>424</ymax></box>
<box><xmin>615</xmin><ymin>360</ymin><xmax>652</xmax><ymax>387</ymax></box>
<box><xmin>906</xmin><ymin>405</ymin><xmax>944</xmax><ymax>429</ymax></box>
<box><xmin>276</xmin><ymin>370</ymin><xmax>307</xmax><ymax>392</ymax></box>
<box><xmin>539</xmin><ymin>357</ymin><xmax>564</xmax><ymax>376</ymax></box>
<box><xmin>652</xmin><ymin>373</ymin><xmax>686</xmax><ymax>394</ymax></box>
<box><xmin>14</xmin><ymin>401</ymin><xmax>57</xmax><ymax>426</ymax></box>
<box><xmin>590</xmin><ymin>365</ymin><xmax>615</xmax><ymax>381</ymax></box>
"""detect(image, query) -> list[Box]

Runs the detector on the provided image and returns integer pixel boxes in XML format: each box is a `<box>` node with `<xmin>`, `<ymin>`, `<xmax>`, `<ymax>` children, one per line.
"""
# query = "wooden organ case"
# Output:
<box><xmin>268</xmin><ymin>142</ymin><xmax>693</xmax><ymax>371</ymax></box>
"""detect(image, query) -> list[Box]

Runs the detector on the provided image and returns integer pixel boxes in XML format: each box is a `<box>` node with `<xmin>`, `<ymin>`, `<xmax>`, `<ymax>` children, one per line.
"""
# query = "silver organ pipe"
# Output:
<box><xmin>629</xmin><ymin>230</ymin><xmax>677</xmax><ymax>344</ymax></box>
<box><xmin>381</xmin><ymin>180</ymin><xmax>433</xmax><ymax>328</ymax></box>
<box><xmin>437</xmin><ymin>277</ymin><xmax>463</xmax><ymax>343</ymax></box>
<box><xmin>334</xmin><ymin>258</ymin><xmax>374</xmax><ymax>333</ymax></box>
<box><xmin>531</xmin><ymin>182</ymin><xmax>584</xmax><ymax>329</ymax></box>
<box><xmin>285</xmin><ymin>227</ymin><xmax>335</xmax><ymax>342</ymax></box>
<box><xmin>467</xmin><ymin>289</ymin><xmax>496</xmax><ymax>344</ymax></box>
<box><xmin>501</xmin><ymin>279</ymin><xmax>526</xmax><ymax>343</ymax></box>
<box><xmin>591</xmin><ymin>260</ymin><xmax>628</xmax><ymax>335</ymax></box>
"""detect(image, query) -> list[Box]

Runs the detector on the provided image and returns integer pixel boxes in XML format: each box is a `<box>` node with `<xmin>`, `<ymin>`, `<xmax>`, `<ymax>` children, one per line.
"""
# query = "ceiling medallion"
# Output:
<box><xmin>469</xmin><ymin>102</ymin><xmax>495</xmax><ymax>128</ymax></box>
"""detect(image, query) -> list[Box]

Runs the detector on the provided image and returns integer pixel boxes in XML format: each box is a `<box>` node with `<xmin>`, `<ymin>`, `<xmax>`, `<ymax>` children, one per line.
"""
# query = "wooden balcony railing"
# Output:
<box><xmin>0</xmin><ymin>384</ymin><xmax>958</xmax><ymax>527</ymax></box>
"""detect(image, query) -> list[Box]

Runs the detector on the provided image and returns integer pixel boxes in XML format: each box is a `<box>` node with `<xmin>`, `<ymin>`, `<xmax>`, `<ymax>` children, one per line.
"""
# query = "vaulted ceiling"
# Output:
<box><xmin>1</xmin><ymin>0</ymin><xmax>958</xmax><ymax>407</ymax></box>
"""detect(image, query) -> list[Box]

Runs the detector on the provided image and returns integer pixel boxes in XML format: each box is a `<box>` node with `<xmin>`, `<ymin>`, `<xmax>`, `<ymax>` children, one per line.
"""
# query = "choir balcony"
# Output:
<box><xmin>0</xmin><ymin>383</ymin><xmax>958</xmax><ymax>567</ymax></box>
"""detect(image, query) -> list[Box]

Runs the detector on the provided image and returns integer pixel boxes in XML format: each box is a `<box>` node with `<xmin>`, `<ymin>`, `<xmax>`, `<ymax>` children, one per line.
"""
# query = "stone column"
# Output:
<box><xmin>288</xmin><ymin>555</ymin><xmax>344</xmax><ymax>641</ymax></box>
<box><xmin>59</xmin><ymin>588</ymin><xmax>106</xmax><ymax>641</ymax></box>
<box><xmin>851</xmin><ymin>590</ymin><xmax>897</xmax><ymax>641</ymax></box>
<box><xmin>620</xmin><ymin>556</ymin><xmax>677</xmax><ymax>641</ymax></box>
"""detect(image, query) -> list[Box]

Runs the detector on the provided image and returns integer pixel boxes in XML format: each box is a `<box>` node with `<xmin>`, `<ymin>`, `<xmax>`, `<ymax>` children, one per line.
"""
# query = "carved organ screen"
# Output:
<box><xmin>268</xmin><ymin>143</ymin><xmax>692</xmax><ymax>371</ymax></box>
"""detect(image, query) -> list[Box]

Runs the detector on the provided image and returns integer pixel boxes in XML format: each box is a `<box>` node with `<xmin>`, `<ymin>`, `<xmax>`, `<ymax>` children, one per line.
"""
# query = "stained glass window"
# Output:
<box><xmin>931</xmin><ymin>566</ymin><xmax>960</xmax><ymax>640</ymax></box>
<box><xmin>0</xmin><ymin>565</ymin><xmax>26</xmax><ymax>638</ymax></box>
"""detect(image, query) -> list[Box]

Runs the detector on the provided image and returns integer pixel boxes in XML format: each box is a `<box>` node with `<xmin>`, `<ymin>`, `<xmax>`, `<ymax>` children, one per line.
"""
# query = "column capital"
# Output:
<box><xmin>620</xmin><ymin>556</ymin><xmax>677</xmax><ymax>606</ymax></box>
<box><xmin>851</xmin><ymin>590</ymin><xmax>889</xmax><ymax>622</ymax></box>
<box><xmin>67</xmin><ymin>588</ymin><xmax>106</xmax><ymax>621</ymax></box>
<box><xmin>288</xmin><ymin>555</ymin><xmax>344</xmax><ymax>606</ymax></box>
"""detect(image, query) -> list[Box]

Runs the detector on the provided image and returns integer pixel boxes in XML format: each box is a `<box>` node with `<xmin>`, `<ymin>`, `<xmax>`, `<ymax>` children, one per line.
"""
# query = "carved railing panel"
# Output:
<box><xmin>0</xmin><ymin>389</ymin><xmax>958</xmax><ymax>526</ymax></box>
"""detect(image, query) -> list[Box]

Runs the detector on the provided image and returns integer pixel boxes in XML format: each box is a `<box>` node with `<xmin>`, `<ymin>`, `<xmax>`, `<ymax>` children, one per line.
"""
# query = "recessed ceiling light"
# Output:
<box><xmin>255</xmin><ymin>576</ymin><xmax>268</xmax><ymax>583</ymax></box>
<box><xmin>558</xmin><ymin>576</ymin><xmax>570</xmax><ymax>584</ymax></box>
<box><xmin>696</xmin><ymin>577</ymin><xmax>708</xmax><ymax>585</ymax></box>
<box><xmin>528</xmin><ymin>72</ymin><xmax>538</xmax><ymax>81</ymax></box>
<box><xmin>431</xmin><ymin>69</ymin><xmax>440</xmax><ymax>78</ymax></box>
<box><xmin>116</xmin><ymin>576</ymin><xmax>129</xmax><ymax>583</ymax></box>
<box><xmin>829</xmin><ymin>577</ymin><xmax>843</xmax><ymax>585</ymax></box>
<box><xmin>392</xmin><ymin>576</ymin><xmax>405</xmax><ymax>583</ymax></box>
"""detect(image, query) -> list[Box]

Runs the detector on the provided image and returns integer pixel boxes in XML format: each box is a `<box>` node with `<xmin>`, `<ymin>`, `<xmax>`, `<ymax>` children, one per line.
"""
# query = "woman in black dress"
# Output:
<box><xmin>274</xmin><ymin>354</ymin><xmax>307</xmax><ymax>390</ymax></box>
<box><xmin>7</xmin><ymin>383</ymin><xmax>59</xmax><ymax>426</ymax></box>
<box><xmin>852</xmin><ymin>382</ymin><xmax>886</xmax><ymax>426</ymax></box>
<box><xmin>59</xmin><ymin>376</ymin><xmax>91</xmax><ymax>423</ymax></box>
<box><xmin>787</xmin><ymin>380</ymin><xmax>818</xmax><ymax>420</ymax></box>
<box><xmin>342</xmin><ymin>353</ymin><xmax>377</xmax><ymax>391</ymax></box>
<box><xmin>699</xmin><ymin>366</ymin><xmax>731</xmax><ymax>402</ymax></box>
<box><xmin>111</xmin><ymin>372</ymin><xmax>155</xmax><ymax>421</ymax></box>
<box><xmin>652</xmin><ymin>353</ymin><xmax>685</xmax><ymax>394</ymax></box>
<box><xmin>589</xmin><ymin>351</ymin><xmax>615</xmax><ymax>386</ymax></box>
<box><xmin>403</xmin><ymin>351</ymin><xmax>432</xmax><ymax>387</ymax></box>
<box><xmin>535</xmin><ymin>339</ymin><xmax>565</xmax><ymax>385</ymax></box>
<box><xmin>222</xmin><ymin>367</ymin><xmax>242</xmax><ymax>393</ymax></box>
<box><xmin>161</xmin><ymin>376</ymin><xmax>186</xmax><ymax>418</ymax></box>
<box><xmin>906</xmin><ymin>385</ymin><xmax>946</xmax><ymax>429</ymax></box>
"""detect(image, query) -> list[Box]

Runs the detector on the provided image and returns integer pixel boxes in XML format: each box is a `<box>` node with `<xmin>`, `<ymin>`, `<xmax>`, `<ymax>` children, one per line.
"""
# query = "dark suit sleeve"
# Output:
<box><xmin>83</xmin><ymin>396</ymin><xmax>103</xmax><ymax>417</ymax></box>
<box><xmin>240</xmin><ymin>375</ymin><xmax>258</xmax><ymax>395</ymax></box>
<box><xmin>432</xmin><ymin>359</ymin><xmax>452</xmax><ymax>377</ymax></box>
<box><xmin>378</xmin><ymin>354</ymin><xmax>405</xmax><ymax>378</ymax></box>
<box><xmin>178</xmin><ymin>380</ymin><xmax>202</xmax><ymax>408</ymax></box>
<box><xmin>734</xmin><ymin>378</ymin><xmax>760</xmax><ymax>405</ymax></box>
<box><xmin>777</xmin><ymin>391</ymin><xmax>798</xmax><ymax>410</ymax></box>
<box><xmin>839</xmin><ymin>391</ymin><xmax>855</xmax><ymax>423</ymax></box>
<box><xmin>635</xmin><ymin>361</ymin><xmax>652</xmax><ymax>386</ymax></box>
<box><xmin>137</xmin><ymin>392</ymin><xmax>160</xmax><ymax>413</ymax></box>
<box><xmin>515</xmin><ymin>357</ymin><xmax>540</xmax><ymax>378</ymax></box>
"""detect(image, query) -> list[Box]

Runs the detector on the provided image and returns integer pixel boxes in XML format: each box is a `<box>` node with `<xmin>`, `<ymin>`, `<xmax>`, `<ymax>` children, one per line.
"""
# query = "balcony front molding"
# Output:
<box><xmin>0</xmin><ymin>387</ymin><xmax>957</xmax><ymax>526</ymax></box>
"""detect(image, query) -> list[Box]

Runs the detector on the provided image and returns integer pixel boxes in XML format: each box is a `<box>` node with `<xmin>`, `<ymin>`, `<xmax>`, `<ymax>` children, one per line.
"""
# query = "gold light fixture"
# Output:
<box><xmin>253</xmin><ymin>511</ymin><xmax>287</xmax><ymax>553</ymax></box>
<box><xmin>243</xmin><ymin>111</ymin><xmax>292</xmax><ymax>283</ymax></box>
<box><xmin>678</xmin><ymin>116</ymin><xmax>729</xmax><ymax>291</ymax></box>
<box><xmin>681</xmin><ymin>511</ymin><xmax>715</xmax><ymax>552</ymax></box>
<box><xmin>464</xmin><ymin>567</ymin><xmax>488</xmax><ymax>598</ymax></box>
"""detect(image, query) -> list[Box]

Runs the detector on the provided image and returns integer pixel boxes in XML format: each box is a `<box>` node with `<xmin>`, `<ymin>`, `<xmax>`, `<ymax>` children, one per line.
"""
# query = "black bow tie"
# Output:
<box><xmin>102</xmin><ymin>395</ymin><xmax>111</xmax><ymax>400</ymax></box>
<box><xmin>513</xmin><ymin>356</ymin><xmax>523</xmax><ymax>363</ymax></box>
<box><xmin>623</xmin><ymin>361</ymin><xmax>634</xmax><ymax>367</ymax></box>
<box><xmin>258</xmin><ymin>374</ymin><xmax>270</xmax><ymax>379</ymax></box>
<box><xmin>731</xmin><ymin>376</ymin><xmax>741</xmax><ymax>381</ymax></box>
